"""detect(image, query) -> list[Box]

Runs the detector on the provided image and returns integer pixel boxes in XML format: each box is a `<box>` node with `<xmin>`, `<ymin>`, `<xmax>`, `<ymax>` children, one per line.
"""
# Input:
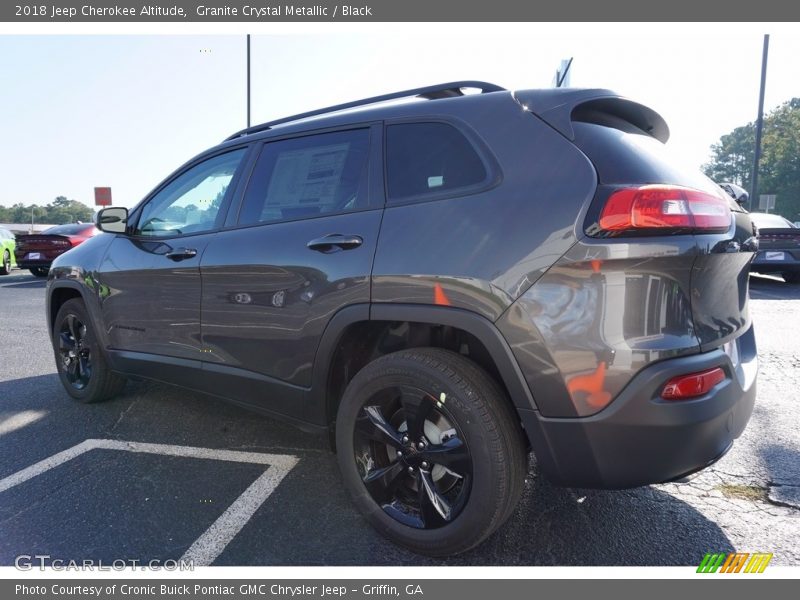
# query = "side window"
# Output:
<box><xmin>135</xmin><ymin>148</ymin><xmax>247</xmax><ymax>237</ymax></box>
<box><xmin>238</xmin><ymin>129</ymin><xmax>370</xmax><ymax>225</ymax></box>
<box><xmin>386</xmin><ymin>122</ymin><xmax>488</xmax><ymax>202</ymax></box>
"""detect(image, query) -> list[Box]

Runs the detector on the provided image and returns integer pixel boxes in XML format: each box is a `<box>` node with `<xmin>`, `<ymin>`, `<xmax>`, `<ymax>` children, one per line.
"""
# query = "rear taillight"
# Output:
<box><xmin>661</xmin><ymin>367</ymin><xmax>726</xmax><ymax>400</ymax></box>
<box><xmin>597</xmin><ymin>185</ymin><xmax>732</xmax><ymax>235</ymax></box>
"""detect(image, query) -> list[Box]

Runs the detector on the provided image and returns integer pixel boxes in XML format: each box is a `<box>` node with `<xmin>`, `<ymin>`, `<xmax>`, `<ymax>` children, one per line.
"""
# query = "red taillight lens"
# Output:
<box><xmin>661</xmin><ymin>367</ymin><xmax>726</xmax><ymax>400</ymax></box>
<box><xmin>598</xmin><ymin>185</ymin><xmax>732</xmax><ymax>234</ymax></box>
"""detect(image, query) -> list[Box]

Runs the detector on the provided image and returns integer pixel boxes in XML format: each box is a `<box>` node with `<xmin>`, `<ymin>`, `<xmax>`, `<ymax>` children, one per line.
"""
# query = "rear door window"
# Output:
<box><xmin>385</xmin><ymin>122</ymin><xmax>488</xmax><ymax>202</ymax></box>
<box><xmin>238</xmin><ymin>129</ymin><xmax>370</xmax><ymax>225</ymax></box>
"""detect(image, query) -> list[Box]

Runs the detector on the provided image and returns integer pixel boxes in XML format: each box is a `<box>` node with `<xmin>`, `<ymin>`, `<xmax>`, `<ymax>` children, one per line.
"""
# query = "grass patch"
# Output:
<box><xmin>716</xmin><ymin>484</ymin><xmax>769</xmax><ymax>502</ymax></box>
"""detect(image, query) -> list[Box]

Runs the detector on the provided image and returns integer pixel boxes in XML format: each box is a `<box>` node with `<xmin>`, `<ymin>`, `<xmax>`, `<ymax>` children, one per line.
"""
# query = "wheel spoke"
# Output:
<box><xmin>78</xmin><ymin>356</ymin><xmax>91</xmax><ymax>384</ymax></box>
<box><xmin>59</xmin><ymin>331</ymin><xmax>76</xmax><ymax>351</ymax></box>
<box><xmin>418</xmin><ymin>469</ymin><xmax>452</xmax><ymax>527</ymax></box>
<box><xmin>66</xmin><ymin>314</ymin><xmax>78</xmax><ymax>342</ymax></box>
<box><xmin>362</xmin><ymin>461</ymin><xmax>405</xmax><ymax>504</ymax></box>
<box><xmin>66</xmin><ymin>358</ymin><xmax>79</xmax><ymax>380</ymax></box>
<box><xmin>356</xmin><ymin>405</ymin><xmax>403</xmax><ymax>447</ymax></box>
<box><xmin>400</xmin><ymin>389</ymin><xmax>434</xmax><ymax>441</ymax></box>
<box><xmin>420</xmin><ymin>436</ymin><xmax>471</xmax><ymax>477</ymax></box>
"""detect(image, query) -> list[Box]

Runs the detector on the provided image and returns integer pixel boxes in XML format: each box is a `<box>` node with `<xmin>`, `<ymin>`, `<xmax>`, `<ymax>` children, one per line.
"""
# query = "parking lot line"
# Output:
<box><xmin>0</xmin><ymin>438</ymin><xmax>299</xmax><ymax>565</ymax></box>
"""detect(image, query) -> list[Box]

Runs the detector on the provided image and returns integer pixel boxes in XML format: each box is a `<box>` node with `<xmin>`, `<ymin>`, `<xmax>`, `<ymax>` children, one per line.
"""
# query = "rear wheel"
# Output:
<box><xmin>336</xmin><ymin>348</ymin><xmax>527</xmax><ymax>556</ymax></box>
<box><xmin>53</xmin><ymin>298</ymin><xmax>126</xmax><ymax>403</ymax></box>
<box><xmin>783</xmin><ymin>271</ymin><xmax>800</xmax><ymax>284</ymax></box>
<box><xmin>30</xmin><ymin>267</ymin><xmax>49</xmax><ymax>277</ymax></box>
<box><xmin>0</xmin><ymin>250</ymin><xmax>10</xmax><ymax>275</ymax></box>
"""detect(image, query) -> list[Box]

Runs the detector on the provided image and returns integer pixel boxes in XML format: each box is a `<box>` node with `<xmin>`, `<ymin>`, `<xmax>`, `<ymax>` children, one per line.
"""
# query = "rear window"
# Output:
<box><xmin>385</xmin><ymin>122</ymin><xmax>487</xmax><ymax>202</ymax></box>
<box><xmin>43</xmin><ymin>224</ymin><xmax>92</xmax><ymax>235</ymax></box>
<box><xmin>750</xmin><ymin>213</ymin><xmax>794</xmax><ymax>229</ymax></box>
<box><xmin>239</xmin><ymin>129</ymin><xmax>370</xmax><ymax>225</ymax></box>
<box><xmin>572</xmin><ymin>118</ymin><xmax>721</xmax><ymax>195</ymax></box>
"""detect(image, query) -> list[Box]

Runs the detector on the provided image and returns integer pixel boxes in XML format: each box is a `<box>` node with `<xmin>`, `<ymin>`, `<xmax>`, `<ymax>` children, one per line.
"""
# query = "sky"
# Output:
<box><xmin>0</xmin><ymin>26</ymin><xmax>798</xmax><ymax>209</ymax></box>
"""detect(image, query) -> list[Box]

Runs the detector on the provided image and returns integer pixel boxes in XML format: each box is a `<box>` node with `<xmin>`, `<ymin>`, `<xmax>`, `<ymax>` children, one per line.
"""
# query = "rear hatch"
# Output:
<box><xmin>571</xmin><ymin>111</ymin><xmax>754</xmax><ymax>351</ymax></box>
<box><xmin>757</xmin><ymin>229</ymin><xmax>800</xmax><ymax>249</ymax></box>
<box><xmin>517</xmin><ymin>89</ymin><xmax>756</xmax><ymax>351</ymax></box>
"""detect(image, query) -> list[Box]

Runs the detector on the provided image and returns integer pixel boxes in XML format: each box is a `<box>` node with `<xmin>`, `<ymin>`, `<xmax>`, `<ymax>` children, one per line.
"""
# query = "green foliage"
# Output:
<box><xmin>0</xmin><ymin>196</ymin><xmax>94</xmax><ymax>225</ymax></box>
<box><xmin>704</xmin><ymin>98</ymin><xmax>800</xmax><ymax>220</ymax></box>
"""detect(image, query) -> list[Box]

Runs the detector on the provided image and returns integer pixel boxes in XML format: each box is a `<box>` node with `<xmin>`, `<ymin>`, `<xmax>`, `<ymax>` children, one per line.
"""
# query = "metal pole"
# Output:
<box><xmin>246</xmin><ymin>34</ymin><xmax>251</xmax><ymax>128</ymax></box>
<box><xmin>751</xmin><ymin>34</ymin><xmax>769</xmax><ymax>210</ymax></box>
<box><xmin>557</xmin><ymin>57</ymin><xmax>573</xmax><ymax>88</ymax></box>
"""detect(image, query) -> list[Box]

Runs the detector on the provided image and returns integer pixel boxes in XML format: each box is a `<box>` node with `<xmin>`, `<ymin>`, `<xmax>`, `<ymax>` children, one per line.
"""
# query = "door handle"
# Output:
<box><xmin>307</xmin><ymin>234</ymin><xmax>363</xmax><ymax>253</ymax></box>
<box><xmin>165</xmin><ymin>247</ymin><xmax>198</xmax><ymax>261</ymax></box>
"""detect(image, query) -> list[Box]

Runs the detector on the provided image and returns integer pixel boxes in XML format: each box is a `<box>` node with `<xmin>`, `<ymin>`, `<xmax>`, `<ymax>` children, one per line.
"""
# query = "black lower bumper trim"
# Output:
<box><xmin>519</xmin><ymin>325</ymin><xmax>758</xmax><ymax>489</ymax></box>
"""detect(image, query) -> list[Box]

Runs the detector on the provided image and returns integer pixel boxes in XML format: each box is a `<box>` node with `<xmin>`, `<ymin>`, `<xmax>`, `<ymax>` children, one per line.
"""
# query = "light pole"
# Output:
<box><xmin>751</xmin><ymin>34</ymin><xmax>769</xmax><ymax>210</ymax></box>
<box><xmin>30</xmin><ymin>206</ymin><xmax>35</xmax><ymax>233</ymax></box>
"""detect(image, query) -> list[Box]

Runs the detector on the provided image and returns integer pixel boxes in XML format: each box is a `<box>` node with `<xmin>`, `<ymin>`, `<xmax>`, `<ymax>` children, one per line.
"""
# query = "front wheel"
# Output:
<box><xmin>53</xmin><ymin>298</ymin><xmax>126</xmax><ymax>403</ymax></box>
<box><xmin>30</xmin><ymin>267</ymin><xmax>49</xmax><ymax>278</ymax></box>
<box><xmin>336</xmin><ymin>348</ymin><xmax>527</xmax><ymax>556</ymax></box>
<box><xmin>0</xmin><ymin>250</ymin><xmax>10</xmax><ymax>275</ymax></box>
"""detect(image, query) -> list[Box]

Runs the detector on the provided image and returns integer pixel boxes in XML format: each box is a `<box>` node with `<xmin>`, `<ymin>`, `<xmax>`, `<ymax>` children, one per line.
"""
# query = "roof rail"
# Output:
<box><xmin>224</xmin><ymin>80</ymin><xmax>506</xmax><ymax>141</ymax></box>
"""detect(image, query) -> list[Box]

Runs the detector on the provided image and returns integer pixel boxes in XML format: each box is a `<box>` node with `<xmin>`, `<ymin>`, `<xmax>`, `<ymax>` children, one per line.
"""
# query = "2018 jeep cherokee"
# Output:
<box><xmin>46</xmin><ymin>81</ymin><xmax>758</xmax><ymax>556</ymax></box>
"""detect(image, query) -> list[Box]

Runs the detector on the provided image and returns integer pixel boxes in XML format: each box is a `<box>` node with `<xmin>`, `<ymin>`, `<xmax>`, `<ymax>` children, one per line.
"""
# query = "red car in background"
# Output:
<box><xmin>14</xmin><ymin>223</ymin><xmax>98</xmax><ymax>277</ymax></box>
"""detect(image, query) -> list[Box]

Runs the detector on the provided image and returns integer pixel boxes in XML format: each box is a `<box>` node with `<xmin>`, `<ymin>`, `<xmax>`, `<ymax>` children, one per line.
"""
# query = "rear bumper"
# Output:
<box><xmin>751</xmin><ymin>249</ymin><xmax>800</xmax><ymax>274</ymax></box>
<box><xmin>521</xmin><ymin>324</ymin><xmax>757</xmax><ymax>489</ymax></box>
<box><xmin>16</xmin><ymin>260</ymin><xmax>54</xmax><ymax>269</ymax></box>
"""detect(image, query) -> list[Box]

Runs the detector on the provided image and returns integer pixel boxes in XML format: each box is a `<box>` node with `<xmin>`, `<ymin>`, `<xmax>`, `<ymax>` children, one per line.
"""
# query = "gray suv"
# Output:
<box><xmin>46</xmin><ymin>81</ymin><xmax>758</xmax><ymax>556</ymax></box>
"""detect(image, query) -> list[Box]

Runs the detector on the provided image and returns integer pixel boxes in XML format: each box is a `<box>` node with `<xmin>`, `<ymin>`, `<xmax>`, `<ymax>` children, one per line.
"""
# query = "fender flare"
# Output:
<box><xmin>47</xmin><ymin>279</ymin><xmax>109</xmax><ymax>351</ymax></box>
<box><xmin>307</xmin><ymin>303</ymin><xmax>540</xmax><ymax>428</ymax></box>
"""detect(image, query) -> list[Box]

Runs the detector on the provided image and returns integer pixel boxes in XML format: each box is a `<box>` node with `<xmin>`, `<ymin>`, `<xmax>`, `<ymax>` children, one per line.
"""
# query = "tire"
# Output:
<box><xmin>52</xmin><ymin>298</ymin><xmax>126</xmax><ymax>403</ymax></box>
<box><xmin>783</xmin><ymin>271</ymin><xmax>800</xmax><ymax>284</ymax></box>
<box><xmin>0</xmin><ymin>250</ymin><xmax>10</xmax><ymax>275</ymax></box>
<box><xmin>336</xmin><ymin>347</ymin><xmax>527</xmax><ymax>556</ymax></box>
<box><xmin>30</xmin><ymin>267</ymin><xmax>49</xmax><ymax>278</ymax></box>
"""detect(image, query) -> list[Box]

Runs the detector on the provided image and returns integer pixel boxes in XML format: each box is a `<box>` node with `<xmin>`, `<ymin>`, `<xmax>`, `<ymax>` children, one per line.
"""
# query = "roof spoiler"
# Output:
<box><xmin>514</xmin><ymin>88</ymin><xmax>669</xmax><ymax>143</ymax></box>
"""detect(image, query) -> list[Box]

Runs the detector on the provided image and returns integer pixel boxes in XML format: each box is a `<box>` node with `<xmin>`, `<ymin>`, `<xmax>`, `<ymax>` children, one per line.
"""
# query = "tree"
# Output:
<box><xmin>0</xmin><ymin>197</ymin><xmax>94</xmax><ymax>225</ymax></box>
<box><xmin>704</xmin><ymin>99</ymin><xmax>800</xmax><ymax>221</ymax></box>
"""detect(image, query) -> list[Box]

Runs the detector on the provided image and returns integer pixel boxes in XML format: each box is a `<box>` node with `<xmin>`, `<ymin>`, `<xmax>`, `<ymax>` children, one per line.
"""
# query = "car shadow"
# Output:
<box><xmin>0</xmin><ymin>374</ymin><xmax>735</xmax><ymax>566</ymax></box>
<box><xmin>0</xmin><ymin>280</ymin><xmax>46</xmax><ymax>289</ymax></box>
<box><xmin>749</xmin><ymin>274</ymin><xmax>800</xmax><ymax>300</ymax></box>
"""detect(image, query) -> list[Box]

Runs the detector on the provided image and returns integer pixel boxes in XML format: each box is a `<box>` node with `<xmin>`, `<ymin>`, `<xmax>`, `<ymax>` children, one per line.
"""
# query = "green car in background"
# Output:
<box><xmin>0</xmin><ymin>227</ymin><xmax>17</xmax><ymax>275</ymax></box>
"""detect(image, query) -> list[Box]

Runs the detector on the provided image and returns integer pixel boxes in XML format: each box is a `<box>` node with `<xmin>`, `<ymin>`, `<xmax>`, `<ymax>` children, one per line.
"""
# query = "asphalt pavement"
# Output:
<box><xmin>0</xmin><ymin>269</ymin><xmax>797</xmax><ymax>566</ymax></box>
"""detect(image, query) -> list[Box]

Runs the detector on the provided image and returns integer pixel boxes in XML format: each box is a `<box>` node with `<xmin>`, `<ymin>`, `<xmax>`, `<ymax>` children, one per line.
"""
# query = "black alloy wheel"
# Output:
<box><xmin>57</xmin><ymin>313</ymin><xmax>93</xmax><ymax>390</ymax></box>
<box><xmin>353</xmin><ymin>385</ymin><xmax>472</xmax><ymax>529</ymax></box>
<box><xmin>52</xmin><ymin>298</ymin><xmax>126</xmax><ymax>403</ymax></box>
<box><xmin>337</xmin><ymin>348</ymin><xmax>527</xmax><ymax>556</ymax></box>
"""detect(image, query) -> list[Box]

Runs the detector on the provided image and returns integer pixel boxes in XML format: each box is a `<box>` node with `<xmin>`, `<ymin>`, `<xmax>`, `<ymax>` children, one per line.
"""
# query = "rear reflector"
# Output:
<box><xmin>598</xmin><ymin>185</ymin><xmax>732</xmax><ymax>234</ymax></box>
<box><xmin>661</xmin><ymin>367</ymin><xmax>726</xmax><ymax>400</ymax></box>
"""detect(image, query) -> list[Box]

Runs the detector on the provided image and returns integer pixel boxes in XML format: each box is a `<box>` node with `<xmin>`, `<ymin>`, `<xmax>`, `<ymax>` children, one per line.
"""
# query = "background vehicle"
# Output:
<box><xmin>46</xmin><ymin>82</ymin><xmax>758</xmax><ymax>556</ymax></box>
<box><xmin>748</xmin><ymin>212</ymin><xmax>800</xmax><ymax>283</ymax></box>
<box><xmin>15</xmin><ymin>222</ymin><xmax>98</xmax><ymax>277</ymax></box>
<box><xmin>0</xmin><ymin>227</ymin><xmax>16</xmax><ymax>275</ymax></box>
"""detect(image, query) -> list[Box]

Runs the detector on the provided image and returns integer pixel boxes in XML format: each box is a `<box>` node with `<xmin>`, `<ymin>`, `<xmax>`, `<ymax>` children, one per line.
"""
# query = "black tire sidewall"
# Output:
<box><xmin>0</xmin><ymin>251</ymin><xmax>9</xmax><ymax>275</ymax></box>
<box><xmin>53</xmin><ymin>299</ymin><xmax>106</xmax><ymax>402</ymax></box>
<box><xmin>336</xmin><ymin>351</ymin><xmax>513</xmax><ymax>555</ymax></box>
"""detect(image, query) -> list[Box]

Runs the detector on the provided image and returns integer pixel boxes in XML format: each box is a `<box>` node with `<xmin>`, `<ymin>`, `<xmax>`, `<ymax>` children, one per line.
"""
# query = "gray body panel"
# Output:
<box><xmin>372</xmin><ymin>93</ymin><xmax>598</xmax><ymax>319</ymax></box>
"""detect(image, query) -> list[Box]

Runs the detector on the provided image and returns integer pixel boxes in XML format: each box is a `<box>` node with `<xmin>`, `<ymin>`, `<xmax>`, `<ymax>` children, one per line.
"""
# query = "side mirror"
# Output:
<box><xmin>96</xmin><ymin>207</ymin><xmax>128</xmax><ymax>234</ymax></box>
<box><xmin>718</xmin><ymin>182</ymin><xmax>749</xmax><ymax>206</ymax></box>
